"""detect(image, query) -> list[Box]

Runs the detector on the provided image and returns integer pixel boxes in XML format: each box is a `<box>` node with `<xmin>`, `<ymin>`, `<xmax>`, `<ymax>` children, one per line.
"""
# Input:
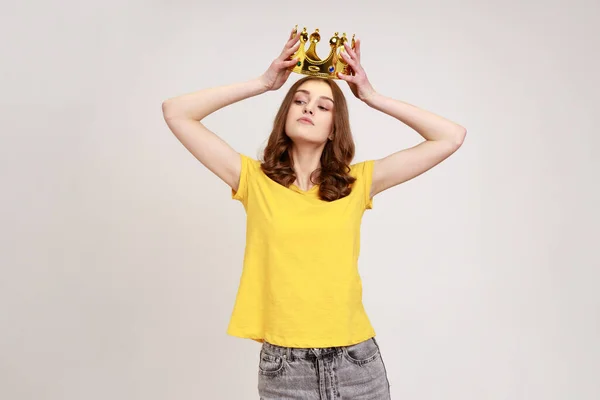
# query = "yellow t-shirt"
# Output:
<box><xmin>227</xmin><ymin>153</ymin><xmax>376</xmax><ymax>348</ymax></box>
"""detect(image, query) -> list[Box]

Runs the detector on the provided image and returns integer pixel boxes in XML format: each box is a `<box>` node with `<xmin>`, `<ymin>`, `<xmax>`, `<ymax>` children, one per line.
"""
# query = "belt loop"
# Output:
<box><xmin>286</xmin><ymin>347</ymin><xmax>292</xmax><ymax>361</ymax></box>
<box><xmin>310</xmin><ymin>348</ymin><xmax>320</xmax><ymax>358</ymax></box>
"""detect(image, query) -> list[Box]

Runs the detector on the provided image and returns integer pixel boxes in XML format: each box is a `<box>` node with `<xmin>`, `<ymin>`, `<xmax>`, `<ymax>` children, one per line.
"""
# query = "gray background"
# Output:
<box><xmin>2</xmin><ymin>0</ymin><xmax>598</xmax><ymax>399</ymax></box>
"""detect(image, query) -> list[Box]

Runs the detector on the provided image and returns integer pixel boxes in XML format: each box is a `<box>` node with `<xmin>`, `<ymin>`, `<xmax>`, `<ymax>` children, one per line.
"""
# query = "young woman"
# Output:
<box><xmin>162</xmin><ymin>28</ymin><xmax>466</xmax><ymax>400</ymax></box>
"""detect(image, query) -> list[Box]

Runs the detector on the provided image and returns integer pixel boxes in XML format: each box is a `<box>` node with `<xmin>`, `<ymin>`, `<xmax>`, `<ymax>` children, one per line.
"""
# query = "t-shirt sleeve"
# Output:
<box><xmin>231</xmin><ymin>153</ymin><xmax>254</xmax><ymax>207</ymax></box>
<box><xmin>352</xmin><ymin>160</ymin><xmax>375</xmax><ymax>210</ymax></box>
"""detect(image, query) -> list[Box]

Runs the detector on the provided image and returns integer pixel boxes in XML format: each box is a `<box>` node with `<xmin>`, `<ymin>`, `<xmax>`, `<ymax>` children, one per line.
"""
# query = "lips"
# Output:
<box><xmin>297</xmin><ymin>117</ymin><xmax>314</xmax><ymax>125</ymax></box>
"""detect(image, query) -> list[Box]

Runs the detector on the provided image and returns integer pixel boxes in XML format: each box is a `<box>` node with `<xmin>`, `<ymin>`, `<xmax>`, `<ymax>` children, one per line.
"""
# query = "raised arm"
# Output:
<box><xmin>161</xmin><ymin>28</ymin><xmax>301</xmax><ymax>191</ymax></box>
<box><xmin>337</xmin><ymin>38</ymin><xmax>467</xmax><ymax>198</ymax></box>
<box><xmin>162</xmin><ymin>79</ymin><xmax>268</xmax><ymax>191</ymax></box>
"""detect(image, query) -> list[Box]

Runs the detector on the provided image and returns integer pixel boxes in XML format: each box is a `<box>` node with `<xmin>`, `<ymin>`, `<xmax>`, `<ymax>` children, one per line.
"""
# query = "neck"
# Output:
<box><xmin>289</xmin><ymin>144</ymin><xmax>324</xmax><ymax>190</ymax></box>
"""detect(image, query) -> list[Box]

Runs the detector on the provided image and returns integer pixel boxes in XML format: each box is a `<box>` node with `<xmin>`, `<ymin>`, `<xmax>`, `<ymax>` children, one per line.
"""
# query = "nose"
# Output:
<box><xmin>303</xmin><ymin>106</ymin><xmax>313</xmax><ymax>115</ymax></box>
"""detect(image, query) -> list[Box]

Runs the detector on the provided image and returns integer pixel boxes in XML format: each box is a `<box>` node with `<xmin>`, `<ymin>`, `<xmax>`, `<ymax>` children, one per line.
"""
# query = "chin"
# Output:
<box><xmin>288</xmin><ymin>134</ymin><xmax>328</xmax><ymax>146</ymax></box>
<box><xmin>285</xmin><ymin>124</ymin><xmax>328</xmax><ymax>145</ymax></box>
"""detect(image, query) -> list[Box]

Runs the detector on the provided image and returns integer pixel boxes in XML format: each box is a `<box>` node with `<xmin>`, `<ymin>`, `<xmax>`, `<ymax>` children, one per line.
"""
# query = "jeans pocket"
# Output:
<box><xmin>258</xmin><ymin>349</ymin><xmax>285</xmax><ymax>376</ymax></box>
<box><xmin>342</xmin><ymin>337</ymin><xmax>380</xmax><ymax>366</ymax></box>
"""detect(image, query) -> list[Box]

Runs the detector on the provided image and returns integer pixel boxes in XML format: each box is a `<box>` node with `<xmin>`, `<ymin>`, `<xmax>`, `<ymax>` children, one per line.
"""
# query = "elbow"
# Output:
<box><xmin>162</xmin><ymin>99</ymin><xmax>178</xmax><ymax>120</ymax></box>
<box><xmin>162</xmin><ymin>99</ymin><xmax>196</xmax><ymax>121</ymax></box>
<box><xmin>453</xmin><ymin>127</ymin><xmax>467</xmax><ymax>147</ymax></box>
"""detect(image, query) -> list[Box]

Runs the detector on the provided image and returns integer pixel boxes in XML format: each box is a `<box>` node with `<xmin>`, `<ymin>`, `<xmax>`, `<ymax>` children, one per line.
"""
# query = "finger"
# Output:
<box><xmin>341</xmin><ymin>47</ymin><xmax>354</xmax><ymax>63</ymax></box>
<box><xmin>281</xmin><ymin>40</ymin><xmax>301</xmax><ymax>59</ymax></box>
<box><xmin>343</xmin><ymin>41</ymin><xmax>356</xmax><ymax>59</ymax></box>
<box><xmin>285</xmin><ymin>31</ymin><xmax>301</xmax><ymax>48</ymax></box>
<box><xmin>337</xmin><ymin>72</ymin><xmax>355</xmax><ymax>83</ymax></box>
<box><xmin>284</xmin><ymin>58</ymin><xmax>299</xmax><ymax>68</ymax></box>
<box><xmin>281</xmin><ymin>38</ymin><xmax>298</xmax><ymax>57</ymax></box>
<box><xmin>280</xmin><ymin>39</ymin><xmax>300</xmax><ymax>59</ymax></box>
<box><xmin>355</xmin><ymin>38</ymin><xmax>361</xmax><ymax>61</ymax></box>
<box><xmin>343</xmin><ymin>50</ymin><xmax>365</xmax><ymax>75</ymax></box>
<box><xmin>340</xmin><ymin>50</ymin><xmax>357</xmax><ymax>68</ymax></box>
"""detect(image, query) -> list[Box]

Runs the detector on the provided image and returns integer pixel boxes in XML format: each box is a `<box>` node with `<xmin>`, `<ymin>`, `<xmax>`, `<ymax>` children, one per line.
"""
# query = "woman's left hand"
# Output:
<box><xmin>337</xmin><ymin>38</ymin><xmax>376</xmax><ymax>102</ymax></box>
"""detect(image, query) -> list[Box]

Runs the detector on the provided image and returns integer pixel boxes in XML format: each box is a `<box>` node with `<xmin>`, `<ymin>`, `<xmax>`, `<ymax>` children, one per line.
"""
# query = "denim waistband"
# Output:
<box><xmin>262</xmin><ymin>337</ymin><xmax>376</xmax><ymax>361</ymax></box>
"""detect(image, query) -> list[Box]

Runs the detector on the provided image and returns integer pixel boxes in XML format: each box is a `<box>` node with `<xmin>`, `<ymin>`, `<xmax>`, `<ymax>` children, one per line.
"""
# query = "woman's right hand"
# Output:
<box><xmin>259</xmin><ymin>29</ymin><xmax>301</xmax><ymax>91</ymax></box>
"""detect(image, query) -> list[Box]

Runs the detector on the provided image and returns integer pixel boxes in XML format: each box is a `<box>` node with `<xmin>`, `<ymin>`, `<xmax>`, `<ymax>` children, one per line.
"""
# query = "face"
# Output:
<box><xmin>285</xmin><ymin>79</ymin><xmax>335</xmax><ymax>145</ymax></box>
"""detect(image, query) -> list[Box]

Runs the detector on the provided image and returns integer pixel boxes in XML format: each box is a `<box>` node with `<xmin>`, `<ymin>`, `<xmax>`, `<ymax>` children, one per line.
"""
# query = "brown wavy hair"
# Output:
<box><xmin>260</xmin><ymin>76</ymin><xmax>356</xmax><ymax>202</ymax></box>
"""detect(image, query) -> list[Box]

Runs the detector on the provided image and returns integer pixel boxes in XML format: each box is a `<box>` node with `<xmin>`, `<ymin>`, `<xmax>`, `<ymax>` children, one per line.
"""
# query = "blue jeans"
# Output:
<box><xmin>258</xmin><ymin>336</ymin><xmax>392</xmax><ymax>399</ymax></box>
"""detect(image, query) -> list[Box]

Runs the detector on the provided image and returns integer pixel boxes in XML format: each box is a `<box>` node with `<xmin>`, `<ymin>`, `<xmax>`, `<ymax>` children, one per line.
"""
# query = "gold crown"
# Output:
<box><xmin>289</xmin><ymin>25</ymin><xmax>356</xmax><ymax>80</ymax></box>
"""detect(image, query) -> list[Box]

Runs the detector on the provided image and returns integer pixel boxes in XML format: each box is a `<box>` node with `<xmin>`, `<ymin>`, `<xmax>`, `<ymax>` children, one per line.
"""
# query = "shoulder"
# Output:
<box><xmin>231</xmin><ymin>154</ymin><xmax>264</xmax><ymax>203</ymax></box>
<box><xmin>349</xmin><ymin>160</ymin><xmax>375</xmax><ymax>208</ymax></box>
<box><xmin>239</xmin><ymin>153</ymin><xmax>263</xmax><ymax>172</ymax></box>
<box><xmin>349</xmin><ymin>159</ymin><xmax>375</xmax><ymax>178</ymax></box>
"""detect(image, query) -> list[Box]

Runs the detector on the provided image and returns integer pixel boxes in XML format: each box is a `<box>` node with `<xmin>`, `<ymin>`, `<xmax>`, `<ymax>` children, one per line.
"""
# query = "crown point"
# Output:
<box><xmin>290</xmin><ymin>25</ymin><xmax>358</xmax><ymax>80</ymax></box>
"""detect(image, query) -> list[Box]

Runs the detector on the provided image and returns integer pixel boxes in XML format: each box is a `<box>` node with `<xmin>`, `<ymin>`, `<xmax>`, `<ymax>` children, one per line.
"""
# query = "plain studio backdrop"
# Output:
<box><xmin>1</xmin><ymin>1</ymin><xmax>598</xmax><ymax>399</ymax></box>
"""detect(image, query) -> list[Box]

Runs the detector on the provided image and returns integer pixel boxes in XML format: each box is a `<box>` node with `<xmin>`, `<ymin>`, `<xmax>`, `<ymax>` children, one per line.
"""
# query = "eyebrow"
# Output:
<box><xmin>295</xmin><ymin>89</ymin><xmax>334</xmax><ymax>104</ymax></box>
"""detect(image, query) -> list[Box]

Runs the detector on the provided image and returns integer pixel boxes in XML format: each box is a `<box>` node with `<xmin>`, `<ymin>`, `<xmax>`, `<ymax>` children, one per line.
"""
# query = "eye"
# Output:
<box><xmin>294</xmin><ymin>99</ymin><xmax>329</xmax><ymax>111</ymax></box>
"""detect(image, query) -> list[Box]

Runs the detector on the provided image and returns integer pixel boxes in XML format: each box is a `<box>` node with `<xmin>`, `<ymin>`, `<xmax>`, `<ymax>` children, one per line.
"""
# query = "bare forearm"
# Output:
<box><xmin>364</xmin><ymin>92</ymin><xmax>466</xmax><ymax>144</ymax></box>
<box><xmin>162</xmin><ymin>77</ymin><xmax>268</xmax><ymax>121</ymax></box>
